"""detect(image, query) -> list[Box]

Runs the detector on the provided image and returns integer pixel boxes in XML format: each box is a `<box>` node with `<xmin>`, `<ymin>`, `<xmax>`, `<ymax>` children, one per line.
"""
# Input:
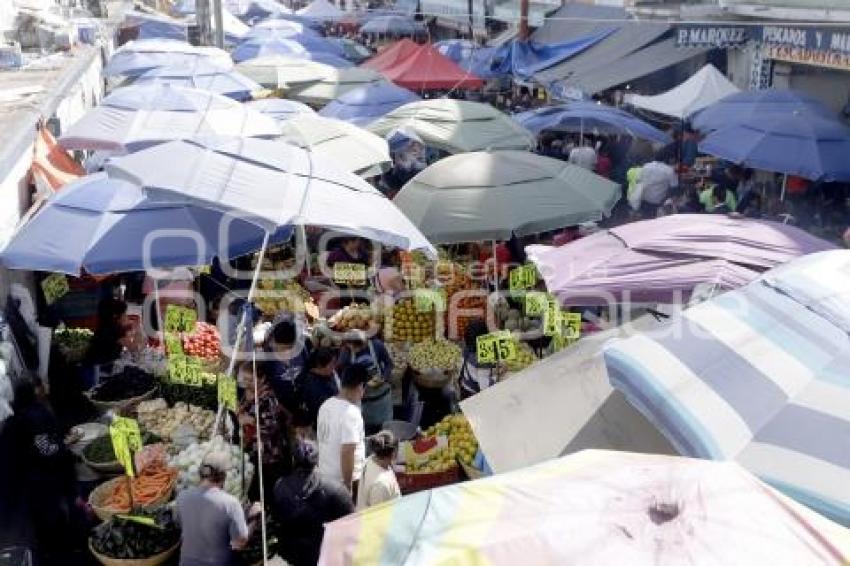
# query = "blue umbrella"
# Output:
<box><xmin>319</xmin><ymin>81</ymin><xmax>420</xmax><ymax>126</ymax></box>
<box><xmin>0</xmin><ymin>173</ymin><xmax>292</xmax><ymax>275</ymax></box>
<box><xmin>360</xmin><ymin>15</ymin><xmax>424</xmax><ymax>37</ymax></box>
<box><xmin>699</xmin><ymin>111</ymin><xmax>850</xmax><ymax>182</ymax></box>
<box><xmin>231</xmin><ymin>37</ymin><xmax>351</xmax><ymax>67</ymax></box>
<box><xmin>246</xmin><ymin>99</ymin><xmax>316</xmax><ymax>122</ymax></box>
<box><xmin>327</xmin><ymin>37</ymin><xmax>373</xmax><ymax>63</ymax></box>
<box><xmin>133</xmin><ymin>62</ymin><xmax>262</xmax><ymax>101</ymax></box>
<box><xmin>691</xmin><ymin>89</ymin><xmax>834</xmax><ymax>132</ymax></box>
<box><xmin>513</xmin><ymin>102</ymin><xmax>671</xmax><ymax>144</ymax></box>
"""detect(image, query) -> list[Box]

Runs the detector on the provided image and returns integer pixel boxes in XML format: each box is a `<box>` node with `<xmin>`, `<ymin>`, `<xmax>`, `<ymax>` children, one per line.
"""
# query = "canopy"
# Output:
<box><xmin>236</xmin><ymin>55</ymin><xmax>338</xmax><ymax>88</ymax></box>
<box><xmin>318</xmin><ymin>81</ymin><xmax>420</xmax><ymax>125</ymax></box>
<box><xmin>320</xmin><ymin>450</ymin><xmax>850</xmax><ymax>565</ymax></box>
<box><xmin>359</xmin><ymin>15</ymin><xmax>425</xmax><ymax>37</ymax></box>
<box><xmin>58</xmin><ymin>84</ymin><xmax>280</xmax><ymax>153</ymax></box>
<box><xmin>30</xmin><ymin>128</ymin><xmax>84</xmax><ymax>193</ymax></box>
<box><xmin>527</xmin><ymin>214</ymin><xmax>836</xmax><ymax>306</ymax></box>
<box><xmin>327</xmin><ymin>37</ymin><xmax>373</xmax><ymax>64</ymax></box>
<box><xmin>0</xmin><ymin>173</ymin><xmax>292</xmax><ymax>275</ymax></box>
<box><xmin>625</xmin><ymin>64</ymin><xmax>739</xmax><ymax>120</ymax></box>
<box><xmin>245</xmin><ymin>98</ymin><xmax>316</xmax><ymax>122</ymax></box>
<box><xmin>488</xmin><ymin>33</ymin><xmax>614</xmax><ymax>81</ymax></box>
<box><xmin>605</xmin><ymin>250</ymin><xmax>850</xmax><ymax>525</ymax></box>
<box><xmin>133</xmin><ymin>62</ymin><xmax>262</xmax><ymax>101</ymax></box>
<box><xmin>393</xmin><ymin>150</ymin><xmax>619</xmax><ymax>244</ymax></box>
<box><xmin>361</xmin><ymin>39</ymin><xmax>483</xmax><ymax>90</ymax></box>
<box><xmin>106</xmin><ymin>137</ymin><xmax>434</xmax><ymax>256</ymax></box>
<box><xmin>296</xmin><ymin>0</ymin><xmax>344</xmax><ymax>21</ymax></box>
<box><xmin>284</xmin><ymin>67</ymin><xmax>385</xmax><ymax>107</ymax></box>
<box><xmin>105</xmin><ymin>39</ymin><xmax>232</xmax><ymax>77</ymax></box>
<box><xmin>692</xmin><ymin>88</ymin><xmax>835</xmax><ymax>132</ymax></box>
<box><xmin>513</xmin><ymin>102</ymin><xmax>670</xmax><ymax>144</ymax></box>
<box><xmin>368</xmin><ymin>99</ymin><xmax>535</xmax><ymax>154</ymax></box>
<box><xmin>699</xmin><ymin>112</ymin><xmax>850</xmax><ymax>182</ymax></box>
<box><xmin>278</xmin><ymin>115</ymin><xmax>391</xmax><ymax>177</ymax></box>
<box><xmin>231</xmin><ymin>37</ymin><xmax>351</xmax><ymax>67</ymax></box>
<box><xmin>123</xmin><ymin>10</ymin><xmax>187</xmax><ymax>41</ymax></box>
<box><xmin>434</xmin><ymin>40</ymin><xmax>506</xmax><ymax>80</ymax></box>
<box><xmin>244</xmin><ymin>17</ymin><xmax>318</xmax><ymax>38</ymax></box>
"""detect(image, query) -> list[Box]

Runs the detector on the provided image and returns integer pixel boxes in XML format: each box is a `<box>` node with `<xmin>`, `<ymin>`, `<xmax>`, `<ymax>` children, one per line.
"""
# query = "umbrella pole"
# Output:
<box><xmin>780</xmin><ymin>173</ymin><xmax>788</xmax><ymax>202</ymax></box>
<box><xmin>492</xmin><ymin>240</ymin><xmax>500</xmax><ymax>293</ymax></box>
<box><xmin>153</xmin><ymin>279</ymin><xmax>164</xmax><ymax>340</ymax></box>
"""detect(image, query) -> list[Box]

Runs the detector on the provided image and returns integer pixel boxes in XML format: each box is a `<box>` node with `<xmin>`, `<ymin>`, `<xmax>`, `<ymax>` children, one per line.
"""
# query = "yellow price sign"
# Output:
<box><xmin>543</xmin><ymin>299</ymin><xmax>561</xmax><ymax>337</ymax></box>
<box><xmin>164</xmin><ymin>333</ymin><xmax>183</xmax><ymax>357</ymax></box>
<box><xmin>562</xmin><ymin>312</ymin><xmax>582</xmax><ymax>341</ymax></box>
<box><xmin>109</xmin><ymin>416</ymin><xmax>142</xmax><ymax>477</ymax></box>
<box><xmin>169</xmin><ymin>356</ymin><xmax>203</xmax><ymax>386</ymax></box>
<box><xmin>333</xmin><ymin>262</ymin><xmax>367</xmax><ymax>285</ymax></box>
<box><xmin>525</xmin><ymin>291</ymin><xmax>549</xmax><ymax>317</ymax></box>
<box><xmin>41</xmin><ymin>273</ymin><xmax>69</xmax><ymax>306</ymax></box>
<box><xmin>476</xmin><ymin>331</ymin><xmax>517</xmax><ymax>364</ymax></box>
<box><xmin>164</xmin><ymin>305</ymin><xmax>196</xmax><ymax>333</ymax></box>
<box><xmin>509</xmin><ymin>265</ymin><xmax>537</xmax><ymax>291</ymax></box>
<box><xmin>415</xmin><ymin>289</ymin><xmax>446</xmax><ymax>313</ymax></box>
<box><xmin>217</xmin><ymin>375</ymin><xmax>238</xmax><ymax>412</ymax></box>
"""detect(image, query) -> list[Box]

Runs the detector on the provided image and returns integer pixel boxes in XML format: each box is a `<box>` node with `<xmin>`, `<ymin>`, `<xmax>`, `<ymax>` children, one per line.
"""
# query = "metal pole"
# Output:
<box><xmin>519</xmin><ymin>0</ymin><xmax>529</xmax><ymax>41</ymax></box>
<box><xmin>212</xmin><ymin>0</ymin><xmax>224</xmax><ymax>49</ymax></box>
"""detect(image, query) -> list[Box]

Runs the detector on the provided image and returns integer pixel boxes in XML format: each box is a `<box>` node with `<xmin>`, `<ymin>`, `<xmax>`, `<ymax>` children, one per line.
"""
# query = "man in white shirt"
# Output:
<box><xmin>317</xmin><ymin>363</ymin><xmax>368</xmax><ymax>497</ymax></box>
<box><xmin>568</xmin><ymin>143</ymin><xmax>598</xmax><ymax>171</ymax></box>
<box><xmin>639</xmin><ymin>159</ymin><xmax>679</xmax><ymax>217</ymax></box>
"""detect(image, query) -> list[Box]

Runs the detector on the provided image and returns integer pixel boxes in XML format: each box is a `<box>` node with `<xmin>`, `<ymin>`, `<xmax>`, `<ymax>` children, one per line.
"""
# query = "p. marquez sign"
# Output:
<box><xmin>676</xmin><ymin>25</ymin><xmax>751</xmax><ymax>48</ymax></box>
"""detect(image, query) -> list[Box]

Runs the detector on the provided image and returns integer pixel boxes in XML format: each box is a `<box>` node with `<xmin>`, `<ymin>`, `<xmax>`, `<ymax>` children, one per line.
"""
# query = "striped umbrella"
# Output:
<box><xmin>319</xmin><ymin>450</ymin><xmax>850</xmax><ymax>565</ymax></box>
<box><xmin>604</xmin><ymin>250</ymin><xmax>850</xmax><ymax>525</ymax></box>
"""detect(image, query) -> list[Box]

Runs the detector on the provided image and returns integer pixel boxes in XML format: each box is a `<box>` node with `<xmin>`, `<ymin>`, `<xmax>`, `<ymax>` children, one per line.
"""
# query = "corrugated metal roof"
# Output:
<box><xmin>554</xmin><ymin>38</ymin><xmax>708</xmax><ymax>96</ymax></box>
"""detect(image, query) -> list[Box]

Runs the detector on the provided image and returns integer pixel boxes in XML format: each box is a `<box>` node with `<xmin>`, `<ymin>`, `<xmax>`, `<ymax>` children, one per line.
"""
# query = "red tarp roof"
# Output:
<box><xmin>361</xmin><ymin>39</ymin><xmax>483</xmax><ymax>90</ymax></box>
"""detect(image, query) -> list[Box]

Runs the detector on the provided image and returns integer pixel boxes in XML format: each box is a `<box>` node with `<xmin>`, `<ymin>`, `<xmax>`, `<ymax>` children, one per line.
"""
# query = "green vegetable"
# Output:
<box><xmin>91</xmin><ymin>508</ymin><xmax>180</xmax><ymax>559</ymax></box>
<box><xmin>83</xmin><ymin>431</ymin><xmax>162</xmax><ymax>464</ymax></box>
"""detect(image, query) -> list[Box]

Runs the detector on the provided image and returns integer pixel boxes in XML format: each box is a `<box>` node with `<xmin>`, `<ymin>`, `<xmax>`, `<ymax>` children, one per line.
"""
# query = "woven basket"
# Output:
<box><xmin>89</xmin><ymin>387</ymin><xmax>158</xmax><ymax>415</ymax></box>
<box><xmin>89</xmin><ymin>540</ymin><xmax>179</xmax><ymax>566</ymax></box>
<box><xmin>88</xmin><ymin>475</ymin><xmax>175</xmax><ymax>523</ymax></box>
<box><xmin>396</xmin><ymin>465</ymin><xmax>460</xmax><ymax>494</ymax></box>
<box><xmin>82</xmin><ymin>453</ymin><xmax>124</xmax><ymax>475</ymax></box>
<box><xmin>411</xmin><ymin>367</ymin><xmax>456</xmax><ymax>390</ymax></box>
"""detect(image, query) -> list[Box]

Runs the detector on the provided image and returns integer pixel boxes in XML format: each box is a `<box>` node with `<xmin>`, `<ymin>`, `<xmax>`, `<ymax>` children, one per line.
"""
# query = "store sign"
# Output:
<box><xmin>759</xmin><ymin>26</ymin><xmax>850</xmax><ymax>70</ymax></box>
<box><xmin>765</xmin><ymin>44</ymin><xmax>850</xmax><ymax>72</ymax></box>
<box><xmin>675</xmin><ymin>24</ymin><xmax>751</xmax><ymax>48</ymax></box>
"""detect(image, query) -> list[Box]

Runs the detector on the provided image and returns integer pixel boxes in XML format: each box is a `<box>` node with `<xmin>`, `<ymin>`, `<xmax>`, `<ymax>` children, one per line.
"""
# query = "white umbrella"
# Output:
<box><xmin>368</xmin><ymin>99</ymin><xmax>536</xmax><ymax>154</ymax></box>
<box><xmin>246</xmin><ymin>99</ymin><xmax>316</xmax><ymax>122</ymax></box>
<box><xmin>284</xmin><ymin>67</ymin><xmax>384</xmax><ymax>107</ymax></box>
<box><xmin>235</xmin><ymin>55</ymin><xmax>337</xmax><ymax>89</ymax></box>
<box><xmin>394</xmin><ymin>150</ymin><xmax>620</xmax><ymax>244</ymax></box>
<box><xmin>58</xmin><ymin>84</ymin><xmax>280</xmax><ymax>153</ymax></box>
<box><xmin>105</xmin><ymin>38</ymin><xmax>232</xmax><ymax>77</ymax></box>
<box><xmin>106</xmin><ymin>137</ymin><xmax>435</xmax><ymax>256</ymax></box>
<box><xmin>278</xmin><ymin>115</ymin><xmax>391</xmax><ymax>178</ymax></box>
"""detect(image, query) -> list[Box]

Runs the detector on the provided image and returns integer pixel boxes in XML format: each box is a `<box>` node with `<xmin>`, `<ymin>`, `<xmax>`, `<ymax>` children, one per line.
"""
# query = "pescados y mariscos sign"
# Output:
<box><xmin>675</xmin><ymin>24</ymin><xmax>850</xmax><ymax>57</ymax></box>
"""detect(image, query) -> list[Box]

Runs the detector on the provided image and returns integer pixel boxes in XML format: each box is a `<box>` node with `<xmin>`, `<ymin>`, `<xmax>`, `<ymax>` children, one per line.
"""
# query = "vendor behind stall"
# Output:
<box><xmin>326</xmin><ymin>237</ymin><xmax>371</xmax><ymax>307</ymax></box>
<box><xmin>83</xmin><ymin>298</ymin><xmax>141</xmax><ymax>378</ymax></box>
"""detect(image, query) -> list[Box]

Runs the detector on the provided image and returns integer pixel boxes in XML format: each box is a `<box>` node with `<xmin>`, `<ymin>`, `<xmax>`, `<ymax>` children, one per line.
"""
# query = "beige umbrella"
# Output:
<box><xmin>278</xmin><ymin>115</ymin><xmax>391</xmax><ymax>178</ymax></box>
<box><xmin>284</xmin><ymin>67</ymin><xmax>384</xmax><ymax>107</ymax></box>
<box><xmin>368</xmin><ymin>99</ymin><xmax>536</xmax><ymax>154</ymax></box>
<box><xmin>235</xmin><ymin>55</ymin><xmax>337</xmax><ymax>89</ymax></box>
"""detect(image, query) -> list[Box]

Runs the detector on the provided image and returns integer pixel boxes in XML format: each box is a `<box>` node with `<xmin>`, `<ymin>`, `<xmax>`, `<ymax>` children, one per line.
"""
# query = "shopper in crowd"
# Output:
<box><xmin>459</xmin><ymin>319</ymin><xmax>503</xmax><ymax>399</ymax></box>
<box><xmin>237</xmin><ymin>362</ymin><xmax>292</xmax><ymax>493</ymax></box>
<box><xmin>316</xmin><ymin>364</ymin><xmax>368</xmax><ymax>496</ymax></box>
<box><xmin>273</xmin><ymin>439</ymin><xmax>354</xmax><ymax>566</ymax></box>
<box><xmin>175</xmin><ymin>451</ymin><xmax>261</xmax><ymax>566</ymax></box>
<box><xmin>356</xmin><ymin>431</ymin><xmax>401</xmax><ymax>510</ymax></box>
<box><xmin>296</xmin><ymin>347</ymin><xmax>339</xmax><ymax>430</ymax></box>
<box><xmin>84</xmin><ymin>297</ymin><xmax>132</xmax><ymax>367</ymax></box>
<box><xmin>700</xmin><ymin>183</ymin><xmax>737</xmax><ymax>214</ymax></box>
<box><xmin>337</xmin><ymin>331</ymin><xmax>393</xmax><ymax>434</ymax></box>
<box><xmin>264</xmin><ymin>314</ymin><xmax>311</xmax><ymax>414</ymax></box>
<box><xmin>638</xmin><ymin>157</ymin><xmax>679</xmax><ymax>218</ymax></box>
<box><xmin>568</xmin><ymin>140</ymin><xmax>597</xmax><ymax>171</ymax></box>
<box><xmin>595</xmin><ymin>146</ymin><xmax>613</xmax><ymax>179</ymax></box>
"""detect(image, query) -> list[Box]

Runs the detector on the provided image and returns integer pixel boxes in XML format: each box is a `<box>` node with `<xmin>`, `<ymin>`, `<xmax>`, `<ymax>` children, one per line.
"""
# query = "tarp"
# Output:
<box><xmin>625</xmin><ymin>63</ymin><xmax>739</xmax><ymax>120</ymax></box>
<box><xmin>367</xmin><ymin>99</ymin><xmax>535</xmax><ymax>154</ymax></box>
<box><xmin>526</xmin><ymin>214</ymin><xmax>836</xmax><ymax>306</ymax></box>
<box><xmin>361</xmin><ymin>39</ymin><xmax>483</xmax><ymax>90</ymax></box>
<box><xmin>320</xmin><ymin>449</ymin><xmax>850</xmax><ymax>565</ymax></box>
<box><xmin>604</xmin><ymin>250</ymin><xmax>850</xmax><ymax>525</ymax></box>
<box><xmin>461</xmin><ymin>322</ymin><xmax>676</xmax><ymax>474</ymax></box>
<box><xmin>393</xmin><ymin>150</ymin><xmax>619</xmax><ymax>244</ymax></box>
<box><xmin>30</xmin><ymin>127</ymin><xmax>84</xmax><ymax>193</ymax></box>
<box><xmin>490</xmin><ymin>33</ymin><xmax>615</xmax><ymax>80</ymax></box>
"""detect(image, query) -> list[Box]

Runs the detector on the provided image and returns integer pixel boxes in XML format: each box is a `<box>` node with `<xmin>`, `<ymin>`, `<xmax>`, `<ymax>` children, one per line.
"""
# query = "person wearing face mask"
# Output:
<box><xmin>337</xmin><ymin>331</ymin><xmax>393</xmax><ymax>435</ymax></box>
<box><xmin>296</xmin><ymin>347</ymin><xmax>339</xmax><ymax>430</ymax></box>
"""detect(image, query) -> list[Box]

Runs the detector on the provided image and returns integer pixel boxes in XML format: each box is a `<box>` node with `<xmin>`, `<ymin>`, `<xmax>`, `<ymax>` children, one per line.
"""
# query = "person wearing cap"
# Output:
<box><xmin>316</xmin><ymin>364</ymin><xmax>368</xmax><ymax>496</ymax></box>
<box><xmin>337</xmin><ymin>330</ymin><xmax>393</xmax><ymax>435</ymax></box>
<box><xmin>273</xmin><ymin>439</ymin><xmax>354</xmax><ymax>566</ymax></box>
<box><xmin>175</xmin><ymin>451</ymin><xmax>260</xmax><ymax>566</ymax></box>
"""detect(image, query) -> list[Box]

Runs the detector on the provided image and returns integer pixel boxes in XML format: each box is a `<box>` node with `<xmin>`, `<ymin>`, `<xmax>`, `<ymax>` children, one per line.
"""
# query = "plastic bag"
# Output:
<box><xmin>628</xmin><ymin>182</ymin><xmax>645</xmax><ymax>211</ymax></box>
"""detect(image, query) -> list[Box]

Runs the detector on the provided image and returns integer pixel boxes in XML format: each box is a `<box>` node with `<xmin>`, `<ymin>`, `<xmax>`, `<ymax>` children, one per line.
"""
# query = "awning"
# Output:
<box><xmin>532</xmin><ymin>2</ymin><xmax>630</xmax><ymax>44</ymax></box>
<box><xmin>551</xmin><ymin>38</ymin><xmax>708</xmax><ymax>96</ymax></box>
<box><xmin>534</xmin><ymin>22</ymin><xmax>669</xmax><ymax>85</ymax></box>
<box><xmin>30</xmin><ymin>127</ymin><xmax>84</xmax><ymax>194</ymax></box>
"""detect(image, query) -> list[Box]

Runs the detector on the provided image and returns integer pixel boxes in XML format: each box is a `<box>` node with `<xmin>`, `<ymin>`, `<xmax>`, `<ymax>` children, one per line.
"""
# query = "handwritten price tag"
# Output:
<box><xmin>543</xmin><ymin>299</ymin><xmax>561</xmax><ymax>337</ymax></box>
<box><xmin>164</xmin><ymin>333</ymin><xmax>183</xmax><ymax>357</ymax></box>
<box><xmin>333</xmin><ymin>263</ymin><xmax>367</xmax><ymax>285</ymax></box>
<box><xmin>562</xmin><ymin>312</ymin><xmax>582</xmax><ymax>340</ymax></box>
<box><xmin>169</xmin><ymin>356</ymin><xmax>203</xmax><ymax>386</ymax></box>
<box><xmin>164</xmin><ymin>305</ymin><xmax>196</xmax><ymax>333</ymax></box>
<box><xmin>476</xmin><ymin>331</ymin><xmax>517</xmax><ymax>364</ymax></box>
<box><xmin>525</xmin><ymin>291</ymin><xmax>548</xmax><ymax>317</ymax></box>
<box><xmin>217</xmin><ymin>375</ymin><xmax>237</xmax><ymax>412</ymax></box>
<box><xmin>509</xmin><ymin>265</ymin><xmax>537</xmax><ymax>291</ymax></box>
<box><xmin>41</xmin><ymin>273</ymin><xmax>69</xmax><ymax>306</ymax></box>
<box><xmin>109</xmin><ymin>417</ymin><xmax>142</xmax><ymax>477</ymax></box>
<box><xmin>415</xmin><ymin>289</ymin><xmax>446</xmax><ymax>313</ymax></box>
